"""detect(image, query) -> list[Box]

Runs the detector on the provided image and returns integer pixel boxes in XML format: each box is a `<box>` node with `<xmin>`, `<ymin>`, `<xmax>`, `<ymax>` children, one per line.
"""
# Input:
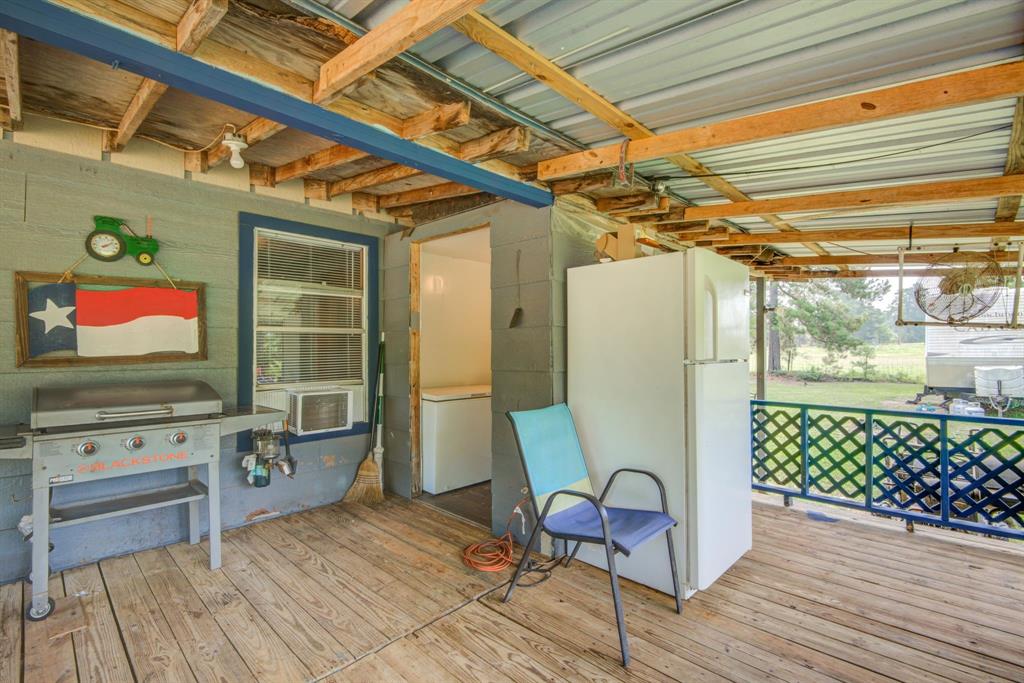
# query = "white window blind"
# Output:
<box><xmin>254</xmin><ymin>230</ymin><xmax>366</xmax><ymax>391</ymax></box>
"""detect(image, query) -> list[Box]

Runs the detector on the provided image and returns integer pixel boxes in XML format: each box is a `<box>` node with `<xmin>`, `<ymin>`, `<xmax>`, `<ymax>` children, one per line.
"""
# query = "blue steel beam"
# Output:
<box><xmin>0</xmin><ymin>0</ymin><xmax>553</xmax><ymax>208</ymax></box>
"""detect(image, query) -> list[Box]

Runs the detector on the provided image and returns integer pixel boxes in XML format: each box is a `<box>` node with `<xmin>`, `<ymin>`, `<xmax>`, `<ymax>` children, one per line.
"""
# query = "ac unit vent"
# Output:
<box><xmin>287</xmin><ymin>388</ymin><xmax>353</xmax><ymax>435</ymax></box>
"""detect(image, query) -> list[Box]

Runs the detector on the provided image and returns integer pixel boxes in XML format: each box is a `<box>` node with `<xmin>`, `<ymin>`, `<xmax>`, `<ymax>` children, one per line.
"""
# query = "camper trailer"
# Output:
<box><xmin>924</xmin><ymin>304</ymin><xmax>1024</xmax><ymax>397</ymax></box>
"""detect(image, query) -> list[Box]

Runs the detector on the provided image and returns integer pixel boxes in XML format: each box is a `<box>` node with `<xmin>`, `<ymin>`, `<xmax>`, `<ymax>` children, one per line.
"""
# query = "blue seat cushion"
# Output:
<box><xmin>542</xmin><ymin>503</ymin><xmax>677</xmax><ymax>556</ymax></box>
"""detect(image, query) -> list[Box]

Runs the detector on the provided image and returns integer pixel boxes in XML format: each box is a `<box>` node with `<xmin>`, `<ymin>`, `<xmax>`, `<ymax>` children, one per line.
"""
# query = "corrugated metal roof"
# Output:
<box><xmin>314</xmin><ymin>0</ymin><xmax>1024</xmax><ymax>250</ymax></box>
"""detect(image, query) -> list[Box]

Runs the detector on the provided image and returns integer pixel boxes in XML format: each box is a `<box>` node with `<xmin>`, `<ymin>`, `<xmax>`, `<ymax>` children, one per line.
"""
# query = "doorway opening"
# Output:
<box><xmin>411</xmin><ymin>225</ymin><xmax>492</xmax><ymax>528</ymax></box>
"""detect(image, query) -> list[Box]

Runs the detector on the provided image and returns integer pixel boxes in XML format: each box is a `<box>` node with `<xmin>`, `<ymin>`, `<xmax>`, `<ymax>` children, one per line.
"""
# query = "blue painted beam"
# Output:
<box><xmin>0</xmin><ymin>0</ymin><xmax>553</xmax><ymax>208</ymax></box>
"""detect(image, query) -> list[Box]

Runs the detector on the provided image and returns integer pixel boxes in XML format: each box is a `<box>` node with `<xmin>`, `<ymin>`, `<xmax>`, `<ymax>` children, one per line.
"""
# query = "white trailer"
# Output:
<box><xmin>924</xmin><ymin>304</ymin><xmax>1024</xmax><ymax>395</ymax></box>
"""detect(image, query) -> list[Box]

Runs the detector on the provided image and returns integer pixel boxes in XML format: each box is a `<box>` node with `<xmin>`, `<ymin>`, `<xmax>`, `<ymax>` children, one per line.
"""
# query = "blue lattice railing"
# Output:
<box><xmin>751</xmin><ymin>400</ymin><xmax>1024</xmax><ymax>540</ymax></box>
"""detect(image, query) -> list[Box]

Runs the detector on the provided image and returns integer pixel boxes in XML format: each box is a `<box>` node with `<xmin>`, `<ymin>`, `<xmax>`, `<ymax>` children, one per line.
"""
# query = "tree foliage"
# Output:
<box><xmin>770</xmin><ymin>278</ymin><xmax>895</xmax><ymax>373</ymax></box>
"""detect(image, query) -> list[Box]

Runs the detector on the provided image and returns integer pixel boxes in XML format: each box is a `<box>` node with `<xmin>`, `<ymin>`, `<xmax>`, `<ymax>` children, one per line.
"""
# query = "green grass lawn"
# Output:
<box><xmin>757</xmin><ymin>376</ymin><xmax>922</xmax><ymax>410</ymax></box>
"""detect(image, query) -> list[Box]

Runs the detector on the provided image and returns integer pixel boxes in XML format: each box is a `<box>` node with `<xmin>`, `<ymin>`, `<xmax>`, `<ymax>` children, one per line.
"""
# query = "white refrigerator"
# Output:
<box><xmin>567</xmin><ymin>250</ymin><xmax>752</xmax><ymax>596</ymax></box>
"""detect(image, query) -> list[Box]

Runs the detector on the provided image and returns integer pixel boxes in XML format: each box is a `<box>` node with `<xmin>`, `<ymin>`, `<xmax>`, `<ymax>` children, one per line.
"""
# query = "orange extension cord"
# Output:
<box><xmin>462</xmin><ymin>499</ymin><xmax>528</xmax><ymax>572</ymax></box>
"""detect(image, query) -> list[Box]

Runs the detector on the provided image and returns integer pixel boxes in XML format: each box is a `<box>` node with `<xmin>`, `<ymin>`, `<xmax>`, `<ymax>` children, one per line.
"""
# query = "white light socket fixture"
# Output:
<box><xmin>222</xmin><ymin>132</ymin><xmax>248</xmax><ymax>169</ymax></box>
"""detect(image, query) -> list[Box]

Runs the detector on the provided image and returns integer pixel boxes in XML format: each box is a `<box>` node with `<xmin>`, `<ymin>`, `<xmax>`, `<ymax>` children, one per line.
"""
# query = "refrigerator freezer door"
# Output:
<box><xmin>686</xmin><ymin>249</ymin><xmax>750</xmax><ymax>362</ymax></box>
<box><xmin>686</xmin><ymin>360</ymin><xmax>753</xmax><ymax>590</ymax></box>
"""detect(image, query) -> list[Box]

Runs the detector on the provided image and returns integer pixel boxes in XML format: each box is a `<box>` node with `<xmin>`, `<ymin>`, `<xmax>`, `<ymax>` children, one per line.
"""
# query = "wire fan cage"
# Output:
<box><xmin>913</xmin><ymin>251</ymin><xmax>1006</xmax><ymax>325</ymax></box>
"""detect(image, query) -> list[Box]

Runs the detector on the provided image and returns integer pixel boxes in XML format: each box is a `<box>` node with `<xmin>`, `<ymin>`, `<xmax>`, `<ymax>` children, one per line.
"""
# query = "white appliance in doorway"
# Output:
<box><xmin>421</xmin><ymin>385</ymin><xmax>492</xmax><ymax>494</ymax></box>
<box><xmin>567</xmin><ymin>249</ymin><xmax>752</xmax><ymax>597</ymax></box>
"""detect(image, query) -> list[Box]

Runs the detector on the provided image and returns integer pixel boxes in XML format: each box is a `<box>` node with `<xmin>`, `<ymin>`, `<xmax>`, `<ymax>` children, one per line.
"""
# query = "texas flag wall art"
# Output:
<box><xmin>27</xmin><ymin>283</ymin><xmax>200</xmax><ymax>359</ymax></box>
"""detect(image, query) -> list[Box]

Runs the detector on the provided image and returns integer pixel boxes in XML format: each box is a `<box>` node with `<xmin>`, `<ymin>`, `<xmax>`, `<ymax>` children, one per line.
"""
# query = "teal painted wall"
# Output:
<box><xmin>0</xmin><ymin>141</ymin><xmax>392</xmax><ymax>583</ymax></box>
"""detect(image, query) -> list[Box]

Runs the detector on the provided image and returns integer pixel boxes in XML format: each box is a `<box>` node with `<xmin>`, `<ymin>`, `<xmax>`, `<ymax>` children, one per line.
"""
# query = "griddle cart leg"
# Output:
<box><xmin>208</xmin><ymin>458</ymin><xmax>221</xmax><ymax>570</ymax></box>
<box><xmin>28</xmin><ymin>483</ymin><xmax>53</xmax><ymax>620</ymax></box>
<box><xmin>187</xmin><ymin>465</ymin><xmax>200</xmax><ymax>545</ymax></box>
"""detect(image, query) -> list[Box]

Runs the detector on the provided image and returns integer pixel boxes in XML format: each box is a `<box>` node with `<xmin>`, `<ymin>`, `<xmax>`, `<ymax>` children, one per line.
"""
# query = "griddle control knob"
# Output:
<box><xmin>169</xmin><ymin>431</ymin><xmax>188</xmax><ymax>446</ymax></box>
<box><xmin>125</xmin><ymin>436</ymin><xmax>145</xmax><ymax>451</ymax></box>
<box><xmin>77</xmin><ymin>441</ymin><xmax>98</xmax><ymax>457</ymax></box>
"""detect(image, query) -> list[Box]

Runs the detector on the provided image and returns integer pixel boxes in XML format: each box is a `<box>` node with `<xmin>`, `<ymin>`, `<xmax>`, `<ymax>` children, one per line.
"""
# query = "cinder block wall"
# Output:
<box><xmin>0</xmin><ymin>141</ymin><xmax>392</xmax><ymax>582</ymax></box>
<box><xmin>381</xmin><ymin>201</ymin><xmax>606</xmax><ymax>539</ymax></box>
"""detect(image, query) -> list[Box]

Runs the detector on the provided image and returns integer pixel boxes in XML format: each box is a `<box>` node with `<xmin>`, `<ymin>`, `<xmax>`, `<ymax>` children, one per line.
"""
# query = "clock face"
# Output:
<box><xmin>89</xmin><ymin>232</ymin><xmax>122</xmax><ymax>258</ymax></box>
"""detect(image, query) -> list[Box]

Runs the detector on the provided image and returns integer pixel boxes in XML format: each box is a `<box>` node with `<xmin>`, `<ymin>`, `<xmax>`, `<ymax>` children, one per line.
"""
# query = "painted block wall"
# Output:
<box><xmin>381</xmin><ymin>201</ymin><xmax>606</xmax><ymax>539</ymax></box>
<box><xmin>0</xmin><ymin>140</ymin><xmax>392</xmax><ymax>583</ymax></box>
<box><xmin>420</xmin><ymin>251</ymin><xmax>491</xmax><ymax>388</ymax></box>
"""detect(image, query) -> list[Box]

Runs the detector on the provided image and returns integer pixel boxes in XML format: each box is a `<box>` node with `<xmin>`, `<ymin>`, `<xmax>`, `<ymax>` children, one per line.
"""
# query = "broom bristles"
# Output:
<box><xmin>344</xmin><ymin>454</ymin><xmax>384</xmax><ymax>504</ymax></box>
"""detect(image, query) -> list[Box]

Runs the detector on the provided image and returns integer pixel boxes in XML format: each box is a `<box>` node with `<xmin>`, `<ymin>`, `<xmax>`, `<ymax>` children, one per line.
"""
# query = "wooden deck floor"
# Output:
<box><xmin>3</xmin><ymin>497</ymin><xmax>1022</xmax><ymax>682</ymax></box>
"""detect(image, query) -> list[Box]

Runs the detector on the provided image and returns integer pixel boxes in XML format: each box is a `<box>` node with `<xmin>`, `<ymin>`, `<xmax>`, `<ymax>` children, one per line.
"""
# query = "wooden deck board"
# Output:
<box><xmin>133</xmin><ymin>547</ymin><xmax>255</xmax><ymax>683</ymax></box>
<box><xmin>63</xmin><ymin>564</ymin><xmax>134</xmax><ymax>683</ymax></box>
<box><xmin>0</xmin><ymin>581</ymin><xmax>22</xmax><ymax>683</ymax></box>
<box><xmin>4</xmin><ymin>496</ymin><xmax>1021</xmax><ymax>682</ymax></box>
<box><xmin>99</xmin><ymin>555</ymin><xmax>197</xmax><ymax>683</ymax></box>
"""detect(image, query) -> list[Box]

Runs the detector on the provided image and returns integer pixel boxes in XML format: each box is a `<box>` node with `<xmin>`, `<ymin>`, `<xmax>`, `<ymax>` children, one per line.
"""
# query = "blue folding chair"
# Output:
<box><xmin>504</xmin><ymin>403</ymin><xmax>682</xmax><ymax>666</ymax></box>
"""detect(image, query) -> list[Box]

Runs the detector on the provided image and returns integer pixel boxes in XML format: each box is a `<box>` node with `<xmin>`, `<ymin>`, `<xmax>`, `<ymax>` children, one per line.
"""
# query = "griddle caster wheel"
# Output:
<box><xmin>26</xmin><ymin>597</ymin><xmax>55</xmax><ymax>621</ymax></box>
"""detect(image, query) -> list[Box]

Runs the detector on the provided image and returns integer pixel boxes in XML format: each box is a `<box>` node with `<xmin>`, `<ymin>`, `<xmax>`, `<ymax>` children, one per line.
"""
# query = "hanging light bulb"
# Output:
<box><xmin>222</xmin><ymin>131</ymin><xmax>248</xmax><ymax>169</ymax></box>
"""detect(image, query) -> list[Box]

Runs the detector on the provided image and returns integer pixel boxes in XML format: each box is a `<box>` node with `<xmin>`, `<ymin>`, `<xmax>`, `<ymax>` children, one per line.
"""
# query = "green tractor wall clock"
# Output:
<box><xmin>85</xmin><ymin>216</ymin><xmax>160</xmax><ymax>265</ymax></box>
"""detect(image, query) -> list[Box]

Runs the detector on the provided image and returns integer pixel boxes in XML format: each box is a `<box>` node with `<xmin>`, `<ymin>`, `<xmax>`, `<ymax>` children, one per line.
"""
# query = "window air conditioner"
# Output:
<box><xmin>287</xmin><ymin>388</ymin><xmax>353</xmax><ymax>435</ymax></box>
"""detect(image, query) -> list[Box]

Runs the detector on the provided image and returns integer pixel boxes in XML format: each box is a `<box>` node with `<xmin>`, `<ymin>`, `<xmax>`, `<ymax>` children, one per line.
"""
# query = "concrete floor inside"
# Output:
<box><xmin>2</xmin><ymin>495</ymin><xmax>1022</xmax><ymax>682</ymax></box>
<box><xmin>417</xmin><ymin>480</ymin><xmax>492</xmax><ymax>528</ymax></box>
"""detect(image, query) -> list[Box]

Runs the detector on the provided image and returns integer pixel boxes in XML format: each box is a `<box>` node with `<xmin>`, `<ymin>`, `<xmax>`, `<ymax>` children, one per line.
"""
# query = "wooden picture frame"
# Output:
<box><xmin>15</xmin><ymin>271</ymin><xmax>207</xmax><ymax>367</ymax></box>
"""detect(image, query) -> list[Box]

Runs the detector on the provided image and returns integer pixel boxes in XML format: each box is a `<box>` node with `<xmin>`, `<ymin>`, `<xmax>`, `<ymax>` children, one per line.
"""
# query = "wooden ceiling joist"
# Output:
<box><xmin>709</xmin><ymin>221</ymin><xmax>1024</xmax><ymax>246</ymax></box>
<box><xmin>105</xmin><ymin>0</ymin><xmax>227</xmax><ymax>152</ymax></box>
<box><xmin>400</xmin><ymin>101</ymin><xmax>471</xmax><ymax>139</ymax></box>
<box><xmin>323</xmin><ymin>126</ymin><xmax>531</xmax><ymax>197</ymax></box>
<box><xmin>273</xmin><ymin>144</ymin><xmax>369</xmax><ymax>186</ymax></box>
<box><xmin>550</xmin><ymin>173</ymin><xmax>616</xmax><ymax>196</ymax></box>
<box><xmin>678</xmin><ymin>176</ymin><xmax>1024</xmax><ymax>222</ymax></box>
<box><xmin>595</xmin><ymin>193</ymin><xmax>657</xmax><ymax>213</ymax></box>
<box><xmin>995</xmin><ymin>97</ymin><xmax>1024</xmax><ymax>222</ymax></box>
<box><xmin>454</xmin><ymin>126</ymin><xmax>529</xmax><ymax>162</ymax></box>
<box><xmin>329</xmin><ymin>163</ymin><xmax>422</xmax><ymax>196</ymax></box>
<box><xmin>775</xmin><ymin>250</ymin><xmax>1016</xmax><ymax>267</ymax></box>
<box><xmin>259</xmin><ymin>102</ymin><xmax>472</xmax><ymax>186</ymax></box>
<box><xmin>313</xmin><ymin>0</ymin><xmax>485</xmax><ymax>104</ymax></box>
<box><xmin>672</xmin><ymin>226</ymin><xmax>731</xmax><ymax>242</ymax></box>
<box><xmin>453</xmin><ymin>10</ymin><xmax>827</xmax><ymax>255</ymax></box>
<box><xmin>796</xmin><ymin>266</ymin><xmax>1023</xmax><ymax>279</ymax></box>
<box><xmin>0</xmin><ymin>29</ymin><xmax>21</xmax><ymax>131</ymax></box>
<box><xmin>378</xmin><ymin>181</ymin><xmax>480</xmax><ymax>209</ymax></box>
<box><xmin>610</xmin><ymin>197</ymin><xmax>672</xmax><ymax>218</ymax></box>
<box><xmin>15</xmin><ymin>1</ymin><xmax>551</xmax><ymax>206</ymax></box>
<box><xmin>537</xmin><ymin>61</ymin><xmax>1024</xmax><ymax>181</ymax></box>
<box><xmin>652</xmin><ymin>220</ymin><xmax>709</xmax><ymax>233</ymax></box>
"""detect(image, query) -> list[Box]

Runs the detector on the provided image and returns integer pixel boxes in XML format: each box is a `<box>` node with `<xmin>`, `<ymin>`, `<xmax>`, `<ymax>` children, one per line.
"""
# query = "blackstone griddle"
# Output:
<box><xmin>0</xmin><ymin>379</ymin><xmax>286</xmax><ymax>620</ymax></box>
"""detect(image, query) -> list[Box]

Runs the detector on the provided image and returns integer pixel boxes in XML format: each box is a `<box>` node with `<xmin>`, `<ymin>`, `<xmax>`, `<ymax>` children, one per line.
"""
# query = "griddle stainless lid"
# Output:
<box><xmin>31</xmin><ymin>380</ymin><xmax>223</xmax><ymax>430</ymax></box>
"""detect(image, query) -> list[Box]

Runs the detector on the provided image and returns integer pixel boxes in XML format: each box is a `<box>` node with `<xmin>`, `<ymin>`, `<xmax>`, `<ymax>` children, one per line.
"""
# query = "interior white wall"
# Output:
<box><xmin>420</xmin><ymin>250</ymin><xmax>491</xmax><ymax>388</ymax></box>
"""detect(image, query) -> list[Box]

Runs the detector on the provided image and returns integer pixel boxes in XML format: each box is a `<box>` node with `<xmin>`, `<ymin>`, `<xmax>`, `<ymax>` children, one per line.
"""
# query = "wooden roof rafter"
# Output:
<box><xmin>775</xmin><ymin>250</ymin><xmax>1017</xmax><ymax>267</ymax></box>
<box><xmin>3</xmin><ymin>0</ymin><xmax>551</xmax><ymax>207</ymax></box>
<box><xmin>322</xmin><ymin>127</ymin><xmax>532</xmax><ymax>198</ymax></box>
<box><xmin>674</xmin><ymin>175</ymin><xmax>1024</xmax><ymax>221</ymax></box>
<box><xmin>995</xmin><ymin>97</ymin><xmax>1024</xmax><ymax>222</ymax></box>
<box><xmin>451</xmin><ymin>11</ymin><xmax>832</xmax><ymax>257</ymax></box>
<box><xmin>104</xmin><ymin>0</ymin><xmax>228</xmax><ymax>152</ymax></box>
<box><xmin>313</xmin><ymin>0</ymin><xmax>485</xmax><ymax>104</ymax></box>
<box><xmin>701</xmin><ymin>222</ymin><xmax>1024</xmax><ymax>247</ymax></box>
<box><xmin>536</xmin><ymin>62</ymin><xmax>1024</xmax><ymax>180</ymax></box>
<box><xmin>251</xmin><ymin>102</ymin><xmax>474</xmax><ymax>187</ymax></box>
<box><xmin>0</xmin><ymin>29</ymin><xmax>20</xmax><ymax>131</ymax></box>
<box><xmin>213</xmin><ymin>0</ymin><xmax>484</xmax><ymax>163</ymax></box>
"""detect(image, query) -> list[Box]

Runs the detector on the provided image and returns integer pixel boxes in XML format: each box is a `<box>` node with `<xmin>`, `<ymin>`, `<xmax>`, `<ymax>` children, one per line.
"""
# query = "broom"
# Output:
<box><xmin>344</xmin><ymin>335</ymin><xmax>385</xmax><ymax>504</ymax></box>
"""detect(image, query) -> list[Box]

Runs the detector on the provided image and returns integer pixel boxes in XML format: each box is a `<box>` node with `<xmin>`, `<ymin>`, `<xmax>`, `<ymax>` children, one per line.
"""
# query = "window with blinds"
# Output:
<box><xmin>254</xmin><ymin>229</ymin><xmax>366</xmax><ymax>395</ymax></box>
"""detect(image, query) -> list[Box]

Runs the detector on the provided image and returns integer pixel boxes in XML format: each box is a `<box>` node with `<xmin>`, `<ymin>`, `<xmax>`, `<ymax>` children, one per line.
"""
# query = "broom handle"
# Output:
<box><xmin>374</xmin><ymin>341</ymin><xmax>385</xmax><ymax>450</ymax></box>
<box><xmin>368</xmin><ymin>337</ymin><xmax>385</xmax><ymax>451</ymax></box>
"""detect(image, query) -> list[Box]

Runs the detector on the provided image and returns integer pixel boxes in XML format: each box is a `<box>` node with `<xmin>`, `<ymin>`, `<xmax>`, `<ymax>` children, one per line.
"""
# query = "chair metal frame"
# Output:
<box><xmin>503</xmin><ymin>411</ymin><xmax>682</xmax><ymax>667</ymax></box>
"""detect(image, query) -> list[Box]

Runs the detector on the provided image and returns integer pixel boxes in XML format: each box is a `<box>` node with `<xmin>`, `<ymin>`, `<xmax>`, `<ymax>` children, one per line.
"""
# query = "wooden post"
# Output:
<box><xmin>755</xmin><ymin>278</ymin><xmax>767</xmax><ymax>400</ymax></box>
